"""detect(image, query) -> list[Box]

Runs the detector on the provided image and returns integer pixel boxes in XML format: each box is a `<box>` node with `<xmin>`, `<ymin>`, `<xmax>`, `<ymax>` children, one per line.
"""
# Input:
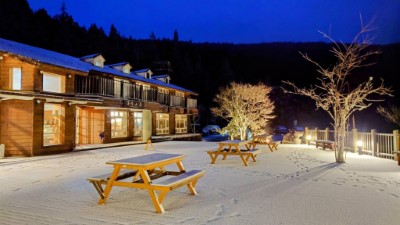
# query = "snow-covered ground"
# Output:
<box><xmin>1</xmin><ymin>141</ymin><xmax>399</xmax><ymax>225</ymax></box>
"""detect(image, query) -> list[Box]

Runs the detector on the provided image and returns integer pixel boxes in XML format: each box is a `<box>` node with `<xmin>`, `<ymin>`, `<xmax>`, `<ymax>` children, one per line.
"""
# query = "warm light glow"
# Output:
<box><xmin>356</xmin><ymin>140</ymin><xmax>363</xmax><ymax>147</ymax></box>
<box><xmin>306</xmin><ymin>135</ymin><xmax>311</xmax><ymax>140</ymax></box>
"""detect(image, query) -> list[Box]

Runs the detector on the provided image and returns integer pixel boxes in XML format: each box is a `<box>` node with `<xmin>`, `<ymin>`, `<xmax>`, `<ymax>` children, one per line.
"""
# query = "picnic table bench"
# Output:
<box><xmin>315</xmin><ymin>140</ymin><xmax>335</xmax><ymax>150</ymax></box>
<box><xmin>88</xmin><ymin>153</ymin><xmax>205</xmax><ymax>213</ymax></box>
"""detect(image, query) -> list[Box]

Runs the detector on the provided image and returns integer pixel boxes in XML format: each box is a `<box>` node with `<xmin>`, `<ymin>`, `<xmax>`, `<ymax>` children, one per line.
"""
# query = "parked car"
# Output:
<box><xmin>273</xmin><ymin>125</ymin><xmax>288</xmax><ymax>135</ymax></box>
<box><xmin>202</xmin><ymin>125</ymin><xmax>221</xmax><ymax>134</ymax></box>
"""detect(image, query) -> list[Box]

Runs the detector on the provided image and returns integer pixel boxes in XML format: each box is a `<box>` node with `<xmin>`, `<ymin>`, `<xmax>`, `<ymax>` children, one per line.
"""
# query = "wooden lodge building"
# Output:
<box><xmin>0</xmin><ymin>38</ymin><xmax>199</xmax><ymax>157</ymax></box>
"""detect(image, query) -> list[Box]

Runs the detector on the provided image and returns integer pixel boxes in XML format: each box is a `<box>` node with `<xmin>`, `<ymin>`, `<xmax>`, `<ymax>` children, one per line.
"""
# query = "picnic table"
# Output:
<box><xmin>207</xmin><ymin>140</ymin><xmax>261</xmax><ymax>166</ymax></box>
<box><xmin>251</xmin><ymin>134</ymin><xmax>279</xmax><ymax>152</ymax></box>
<box><xmin>88</xmin><ymin>153</ymin><xmax>205</xmax><ymax>213</ymax></box>
<box><xmin>315</xmin><ymin>140</ymin><xmax>335</xmax><ymax>150</ymax></box>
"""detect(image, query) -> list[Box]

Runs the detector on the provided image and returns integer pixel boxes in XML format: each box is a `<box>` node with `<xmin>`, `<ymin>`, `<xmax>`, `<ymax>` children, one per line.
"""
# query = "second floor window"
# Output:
<box><xmin>10</xmin><ymin>67</ymin><xmax>22</xmax><ymax>90</ymax></box>
<box><xmin>43</xmin><ymin>72</ymin><xmax>65</xmax><ymax>93</ymax></box>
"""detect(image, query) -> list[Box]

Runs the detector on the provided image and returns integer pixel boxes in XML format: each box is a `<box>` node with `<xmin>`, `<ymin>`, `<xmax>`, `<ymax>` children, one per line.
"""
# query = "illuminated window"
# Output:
<box><xmin>156</xmin><ymin>113</ymin><xmax>169</xmax><ymax>134</ymax></box>
<box><xmin>10</xmin><ymin>67</ymin><xmax>22</xmax><ymax>90</ymax></box>
<box><xmin>114</xmin><ymin>78</ymin><xmax>122</xmax><ymax>97</ymax></box>
<box><xmin>176</xmin><ymin>91</ymin><xmax>184</xmax><ymax>97</ymax></box>
<box><xmin>110</xmin><ymin>110</ymin><xmax>128</xmax><ymax>138</ymax></box>
<box><xmin>133</xmin><ymin>112</ymin><xmax>143</xmax><ymax>137</ymax></box>
<box><xmin>123</xmin><ymin>66</ymin><xmax>130</xmax><ymax>74</ymax></box>
<box><xmin>175</xmin><ymin>114</ymin><xmax>187</xmax><ymax>133</ymax></box>
<box><xmin>158</xmin><ymin>87</ymin><xmax>169</xmax><ymax>94</ymax></box>
<box><xmin>43</xmin><ymin>103</ymin><xmax>64</xmax><ymax>146</ymax></box>
<box><xmin>94</xmin><ymin>59</ymin><xmax>103</xmax><ymax>67</ymax></box>
<box><xmin>43</xmin><ymin>72</ymin><xmax>65</xmax><ymax>93</ymax></box>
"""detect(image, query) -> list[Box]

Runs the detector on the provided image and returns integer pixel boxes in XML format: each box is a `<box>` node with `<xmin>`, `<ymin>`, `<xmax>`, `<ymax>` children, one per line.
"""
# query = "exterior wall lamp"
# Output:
<box><xmin>356</xmin><ymin>140</ymin><xmax>363</xmax><ymax>155</ymax></box>
<box><xmin>306</xmin><ymin>135</ymin><xmax>311</xmax><ymax>145</ymax></box>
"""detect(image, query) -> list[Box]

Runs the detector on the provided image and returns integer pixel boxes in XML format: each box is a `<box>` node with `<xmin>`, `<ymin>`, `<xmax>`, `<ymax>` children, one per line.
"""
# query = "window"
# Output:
<box><xmin>176</xmin><ymin>91</ymin><xmax>184</xmax><ymax>97</ymax></box>
<box><xmin>94</xmin><ymin>59</ymin><xmax>103</xmax><ymax>67</ymax></box>
<box><xmin>175</xmin><ymin>114</ymin><xmax>187</xmax><ymax>133</ymax></box>
<box><xmin>110</xmin><ymin>111</ymin><xmax>128</xmax><ymax>138</ymax></box>
<box><xmin>43</xmin><ymin>103</ymin><xmax>64</xmax><ymax>146</ymax></box>
<box><xmin>43</xmin><ymin>72</ymin><xmax>65</xmax><ymax>93</ymax></box>
<box><xmin>156</xmin><ymin>113</ymin><xmax>169</xmax><ymax>134</ymax></box>
<box><xmin>114</xmin><ymin>78</ymin><xmax>122</xmax><ymax>97</ymax></box>
<box><xmin>123</xmin><ymin>66</ymin><xmax>130</xmax><ymax>74</ymax></box>
<box><xmin>10</xmin><ymin>67</ymin><xmax>22</xmax><ymax>90</ymax></box>
<box><xmin>158</xmin><ymin>87</ymin><xmax>169</xmax><ymax>94</ymax></box>
<box><xmin>133</xmin><ymin>112</ymin><xmax>143</xmax><ymax>137</ymax></box>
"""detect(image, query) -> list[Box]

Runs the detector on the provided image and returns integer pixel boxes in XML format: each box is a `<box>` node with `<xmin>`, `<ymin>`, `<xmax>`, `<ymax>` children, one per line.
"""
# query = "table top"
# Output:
<box><xmin>217</xmin><ymin>140</ymin><xmax>249</xmax><ymax>144</ymax></box>
<box><xmin>106</xmin><ymin>153</ymin><xmax>185</xmax><ymax>166</ymax></box>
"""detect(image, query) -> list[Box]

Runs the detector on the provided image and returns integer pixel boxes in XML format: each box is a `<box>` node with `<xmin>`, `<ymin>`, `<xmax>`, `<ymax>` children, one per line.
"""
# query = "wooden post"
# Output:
<box><xmin>305</xmin><ymin>127</ymin><xmax>309</xmax><ymax>145</ymax></box>
<box><xmin>393</xmin><ymin>130</ymin><xmax>399</xmax><ymax>161</ymax></box>
<box><xmin>145</xmin><ymin>139</ymin><xmax>154</xmax><ymax>150</ymax></box>
<box><xmin>314</xmin><ymin>127</ymin><xmax>318</xmax><ymax>141</ymax></box>
<box><xmin>371</xmin><ymin>129</ymin><xmax>377</xmax><ymax>157</ymax></box>
<box><xmin>325</xmin><ymin>127</ymin><xmax>329</xmax><ymax>141</ymax></box>
<box><xmin>352</xmin><ymin>129</ymin><xmax>358</xmax><ymax>153</ymax></box>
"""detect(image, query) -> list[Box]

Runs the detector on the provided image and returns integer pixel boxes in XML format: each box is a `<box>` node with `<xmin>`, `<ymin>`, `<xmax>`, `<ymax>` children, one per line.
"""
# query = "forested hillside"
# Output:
<box><xmin>2</xmin><ymin>0</ymin><xmax>399</xmax><ymax>132</ymax></box>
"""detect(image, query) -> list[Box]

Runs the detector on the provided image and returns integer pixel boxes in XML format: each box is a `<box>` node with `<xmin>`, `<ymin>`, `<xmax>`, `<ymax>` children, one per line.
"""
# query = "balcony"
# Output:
<box><xmin>75</xmin><ymin>75</ymin><xmax>197</xmax><ymax>109</ymax></box>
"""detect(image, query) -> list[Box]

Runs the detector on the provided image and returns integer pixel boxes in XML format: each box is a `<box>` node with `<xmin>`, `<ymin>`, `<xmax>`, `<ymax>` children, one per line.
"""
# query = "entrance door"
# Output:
<box><xmin>76</xmin><ymin>107</ymin><xmax>105</xmax><ymax>145</ymax></box>
<box><xmin>133</xmin><ymin>112</ymin><xmax>143</xmax><ymax>141</ymax></box>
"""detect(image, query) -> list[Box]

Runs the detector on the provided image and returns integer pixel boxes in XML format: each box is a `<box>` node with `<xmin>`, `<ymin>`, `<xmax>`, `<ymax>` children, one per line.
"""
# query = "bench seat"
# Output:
<box><xmin>151</xmin><ymin>170</ymin><xmax>205</xmax><ymax>191</ymax></box>
<box><xmin>87</xmin><ymin>169</ymin><xmax>137</xmax><ymax>199</ymax></box>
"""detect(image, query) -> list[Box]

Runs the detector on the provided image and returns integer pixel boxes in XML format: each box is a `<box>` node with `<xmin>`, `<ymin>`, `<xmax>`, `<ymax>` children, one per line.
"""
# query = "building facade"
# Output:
<box><xmin>0</xmin><ymin>38</ymin><xmax>198</xmax><ymax>157</ymax></box>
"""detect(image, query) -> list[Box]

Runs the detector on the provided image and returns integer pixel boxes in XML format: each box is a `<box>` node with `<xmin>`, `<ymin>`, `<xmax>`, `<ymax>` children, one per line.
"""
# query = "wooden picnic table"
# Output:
<box><xmin>207</xmin><ymin>140</ymin><xmax>261</xmax><ymax>166</ymax></box>
<box><xmin>251</xmin><ymin>134</ymin><xmax>279</xmax><ymax>152</ymax></box>
<box><xmin>93</xmin><ymin>153</ymin><xmax>205</xmax><ymax>213</ymax></box>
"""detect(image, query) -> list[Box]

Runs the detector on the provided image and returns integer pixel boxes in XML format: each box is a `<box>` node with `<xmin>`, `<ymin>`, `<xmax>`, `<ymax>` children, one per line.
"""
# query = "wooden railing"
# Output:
<box><xmin>75</xmin><ymin>75</ymin><xmax>197</xmax><ymax>109</ymax></box>
<box><xmin>304</xmin><ymin>127</ymin><xmax>399</xmax><ymax>161</ymax></box>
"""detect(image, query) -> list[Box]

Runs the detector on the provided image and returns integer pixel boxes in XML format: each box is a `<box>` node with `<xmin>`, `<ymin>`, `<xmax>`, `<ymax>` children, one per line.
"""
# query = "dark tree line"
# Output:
<box><xmin>1</xmin><ymin>0</ymin><xmax>400</xmax><ymax>131</ymax></box>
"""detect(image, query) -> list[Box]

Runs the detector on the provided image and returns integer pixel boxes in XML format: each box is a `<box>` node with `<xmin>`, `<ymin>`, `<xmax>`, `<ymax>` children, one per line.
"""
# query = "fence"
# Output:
<box><xmin>304</xmin><ymin>127</ymin><xmax>399</xmax><ymax>161</ymax></box>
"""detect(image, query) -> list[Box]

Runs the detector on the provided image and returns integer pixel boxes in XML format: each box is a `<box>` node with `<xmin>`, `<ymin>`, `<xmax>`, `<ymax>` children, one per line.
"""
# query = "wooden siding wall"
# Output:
<box><xmin>0</xmin><ymin>100</ymin><xmax>33</xmax><ymax>156</ymax></box>
<box><xmin>0</xmin><ymin>57</ymin><xmax>35</xmax><ymax>91</ymax></box>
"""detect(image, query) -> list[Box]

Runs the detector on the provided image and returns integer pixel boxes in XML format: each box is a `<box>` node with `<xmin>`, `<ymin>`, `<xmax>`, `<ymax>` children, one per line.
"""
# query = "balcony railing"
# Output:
<box><xmin>75</xmin><ymin>75</ymin><xmax>196</xmax><ymax>108</ymax></box>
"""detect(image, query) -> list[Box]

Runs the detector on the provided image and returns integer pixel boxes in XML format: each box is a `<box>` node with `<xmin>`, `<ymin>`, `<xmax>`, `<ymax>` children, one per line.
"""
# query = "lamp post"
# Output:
<box><xmin>356</xmin><ymin>140</ymin><xmax>363</xmax><ymax>155</ymax></box>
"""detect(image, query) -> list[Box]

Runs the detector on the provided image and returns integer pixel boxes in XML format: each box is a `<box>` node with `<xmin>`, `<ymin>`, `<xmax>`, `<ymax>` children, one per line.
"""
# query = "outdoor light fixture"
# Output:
<box><xmin>306</xmin><ymin>135</ymin><xmax>311</xmax><ymax>145</ymax></box>
<box><xmin>36</xmin><ymin>99</ymin><xmax>41</xmax><ymax>104</ymax></box>
<box><xmin>67</xmin><ymin>74</ymin><xmax>72</xmax><ymax>78</ymax></box>
<box><xmin>356</xmin><ymin>140</ymin><xmax>363</xmax><ymax>155</ymax></box>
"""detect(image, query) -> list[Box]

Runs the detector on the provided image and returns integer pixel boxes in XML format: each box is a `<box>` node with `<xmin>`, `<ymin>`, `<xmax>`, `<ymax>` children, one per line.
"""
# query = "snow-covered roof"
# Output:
<box><xmin>133</xmin><ymin>68</ymin><xmax>151</xmax><ymax>73</ymax></box>
<box><xmin>107</xmin><ymin>62</ymin><xmax>130</xmax><ymax>67</ymax></box>
<box><xmin>152</xmin><ymin>74</ymin><xmax>169</xmax><ymax>79</ymax></box>
<box><xmin>0</xmin><ymin>38</ymin><xmax>92</xmax><ymax>73</ymax></box>
<box><xmin>0</xmin><ymin>38</ymin><xmax>197</xmax><ymax>95</ymax></box>
<box><xmin>80</xmin><ymin>53</ymin><xmax>103</xmax><ymax>60</ymax></box>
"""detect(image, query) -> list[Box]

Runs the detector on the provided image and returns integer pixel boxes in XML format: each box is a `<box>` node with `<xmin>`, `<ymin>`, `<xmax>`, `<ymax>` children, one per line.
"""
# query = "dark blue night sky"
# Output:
<box><xmin>27</xmin><ymin>0</ymin><xmax>400</xmax><ymax>44</ymax></box>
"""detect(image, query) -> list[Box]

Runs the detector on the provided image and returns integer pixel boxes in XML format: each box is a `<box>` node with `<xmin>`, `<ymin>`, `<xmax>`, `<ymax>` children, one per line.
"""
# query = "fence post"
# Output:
<box><xmin>325</xmin><ymin>127</ymin><xmax>329</xmax><ymax>140</ymax></box>
<box><xmin>352</xmin><ymin>129</ymin><xmax>358</xmax><ymax>153</ymax></box>
<box><xmin>305</xmin><ymin>127</ymin><xmax>309</xmax><ymax>145</ymax></box>
<box><xmin>371</xmin><ymin>129</ymin><xmax>377</xmax><ymax>157</ymax></box>
<box><xmin>315</xmin><ymin>127</ymin><xmax>318</xmax><ymax>141</ymax></box>
<box><xmin>393</xmin><ymin>130</ymin><xmax>399</xmax><ymax>161</ymax></box>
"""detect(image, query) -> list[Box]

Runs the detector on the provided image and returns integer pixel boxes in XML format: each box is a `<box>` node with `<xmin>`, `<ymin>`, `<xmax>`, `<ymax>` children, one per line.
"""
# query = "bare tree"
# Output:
<box><xmin>377</xmin><ymin>105</ymin><xmax>400</xmax><ymax>127</ymax></box>
<box><xmin>282</xmin><ymin>21</ymin><xmax>393</xmax><ymax>163</ymax></box>
<box><xmin>212</xmin><ymin>82</ymin><xmax>275</xmax><ymax>140</ymax></box>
